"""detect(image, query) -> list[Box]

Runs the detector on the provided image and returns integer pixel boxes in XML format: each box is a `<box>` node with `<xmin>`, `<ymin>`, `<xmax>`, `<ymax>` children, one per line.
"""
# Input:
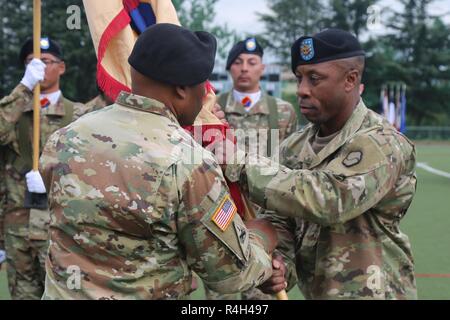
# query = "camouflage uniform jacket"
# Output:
<box><xmin>40</xmin><ymin>91</ymin><xmax>273</xmax><ymax>300</ymax></box>
<box><xmin>0</xmin><ymin>84</ymin><xmax>89</xmax><ymax>238</ymax></box>
<box><xmin>219</xmin><ymin>91</ymin><xmax>297</xmax><ymax>155</ymax></box>
<box><xmin>85</xmin><ymin>94</ymin><xmax>109</xmax><ymax>112</ymax></box>
<box><xmin>226</xmin><ymin>100</ymin><xmax>417</xmax><ymax>299</ymax></box>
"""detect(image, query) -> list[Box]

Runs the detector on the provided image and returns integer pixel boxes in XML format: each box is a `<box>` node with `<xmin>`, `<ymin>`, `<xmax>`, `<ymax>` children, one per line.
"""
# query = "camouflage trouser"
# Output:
<box><xmin>205</xmin><ymin>286</ymin><xmax>275</xmax><ymax>300</ymax></box>
<box><xmin>4</xmin><ymin>208</ymin><xmax>48</xmax><ymax>300</ymax></box>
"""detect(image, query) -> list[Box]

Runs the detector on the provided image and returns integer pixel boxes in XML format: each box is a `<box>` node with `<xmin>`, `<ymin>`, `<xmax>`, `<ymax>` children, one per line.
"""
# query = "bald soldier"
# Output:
<box><xmin>39</xmin><ymin>24</ymin><xmax>277</xmax><ymax>300</ymax></box>
<box><xmin>215</xmin><ymin>28</ymin><xmax>417</xmax><ymax>299</ymax></box>
<box><xmin>218</xmin><ymin>37</ymin><xmax>297</xmax><ymax>155</ymax></box>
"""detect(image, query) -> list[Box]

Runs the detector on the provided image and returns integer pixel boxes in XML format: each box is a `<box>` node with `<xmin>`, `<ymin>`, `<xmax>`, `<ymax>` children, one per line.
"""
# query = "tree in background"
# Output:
<box><xmin>257</xmin><ymin>0</ymin><xmax>327</xmax><ymax>64</ymax></box>
<box><xmin>0</xmin><ymin>0</ymin><xmax>97</xmax><ymax>101</ymax></box>
<box><xmin>173</xmin><ymin>0</ymin><xmax>238</xmax><ymax>60</ymax></box>
<box><xmin>0</xmin><ymin>0</ymin><xmax>96</xmax><ymax>101</ymax></box>
<box><xmin>364</xmin><ymin>0</ymin><xmax>450</xmax><ymax>125</ymax></box>
<box><xmin>323</xmin><ymin>0</ymin><xmax>378</xmax><ymax>38</ymax></box>
<box><xmin>259</xmin><ymin>0</ymin><xmax>450</xmax><ymax>126</ymax></box>
<box><xmin>0</xmin><ymin>0</ymin><xmax>236</xmax><ymax>101</ymax></box>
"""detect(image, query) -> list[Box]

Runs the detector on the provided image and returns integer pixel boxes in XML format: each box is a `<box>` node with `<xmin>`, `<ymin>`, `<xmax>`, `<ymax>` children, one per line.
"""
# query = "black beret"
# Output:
<box><xmin>226</xmin><ymin>37</ymin><xmax>263</xmax><ymax>70</ymax></box>
<box><xmin>19</xmin><ymin>37</ymin><xmax>63</xmax><ymax>63</ymax></box>
<box><xmin>291</xmin><ymin>28</ymin><xmax>365</xmax><ymax>73</ymax></box>
<box><xmin>128</xmin><ymin>23</ymin><xmax>217</xmax><ymax>86</ymax></box>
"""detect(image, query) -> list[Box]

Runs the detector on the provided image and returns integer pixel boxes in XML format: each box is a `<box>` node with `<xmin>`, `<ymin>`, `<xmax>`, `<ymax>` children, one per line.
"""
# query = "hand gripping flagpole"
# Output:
<box><xmin>24</xmin><ymin>0</ymin><xmax>48</xmax><ymax>210</ymax></box>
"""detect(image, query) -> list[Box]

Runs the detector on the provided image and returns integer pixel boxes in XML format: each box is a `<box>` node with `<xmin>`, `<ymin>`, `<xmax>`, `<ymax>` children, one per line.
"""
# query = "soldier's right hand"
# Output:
<box><xmin>245</xmin><ymin>219</ymin><xmax>278</xmax><ymax>254</ymax></box>
<box><xmin>20</xmin><ymin>58</ymin><xmax>46</xmax><ymax>91</ymax></box>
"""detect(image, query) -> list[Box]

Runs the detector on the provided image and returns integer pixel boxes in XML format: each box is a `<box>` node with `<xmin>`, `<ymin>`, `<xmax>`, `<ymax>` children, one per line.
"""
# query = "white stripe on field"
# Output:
<box><xmin>417</xmin><ymin>162</ymin><xmax>450</xmax><ymax>179</ymax></box>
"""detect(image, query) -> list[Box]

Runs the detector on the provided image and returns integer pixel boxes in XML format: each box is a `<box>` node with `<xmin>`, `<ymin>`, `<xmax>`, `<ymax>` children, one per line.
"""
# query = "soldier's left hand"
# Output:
<box><xmin>258</xmin><ymin>253</ymin><xmax>287</xmax><ymax>294</ymax></box>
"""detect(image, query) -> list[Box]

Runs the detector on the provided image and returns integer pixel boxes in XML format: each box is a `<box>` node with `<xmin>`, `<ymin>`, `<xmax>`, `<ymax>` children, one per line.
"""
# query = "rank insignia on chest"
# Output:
<box><xmin>212</xmin><ymin>195</ymin><xmax>237</xmax><ymax>232</ymax></box>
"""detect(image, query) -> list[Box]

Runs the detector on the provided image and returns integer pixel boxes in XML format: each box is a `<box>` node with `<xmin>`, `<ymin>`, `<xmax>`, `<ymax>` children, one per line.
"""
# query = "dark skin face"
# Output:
<box><xmin>25</xmin><ymin>53</ymin><xmax>65</xmax><ymax>94</ymax></box>
<box><xmin>295</xmin><ymin>57</ymin><xmax>363</xmax><ymax>136</ymax></box>
<box><xmin>130</xmin><ymin>67</ymin><xmax>206</xmax><ymax>126</ymax></box>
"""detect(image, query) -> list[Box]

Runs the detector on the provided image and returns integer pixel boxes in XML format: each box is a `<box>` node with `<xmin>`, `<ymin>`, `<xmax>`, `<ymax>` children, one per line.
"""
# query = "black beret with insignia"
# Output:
<box><xmin>291</xmin><ymin>28</ymin><xmax>365</xmax><ymax>73</ymax></box>
<box><xmin>226</xmin><ymin>37</ymin><xmax>263</xmax><ymax>70</ymax></box>
<box><xmin>128</xmin><ymin>23</ymin><xmax>217</xmax><ymax>86</ymax></box>
<box><xmin>19</xmin><ymin>37</ymin><xmax>63</xmax><ymax>64</ymax></box>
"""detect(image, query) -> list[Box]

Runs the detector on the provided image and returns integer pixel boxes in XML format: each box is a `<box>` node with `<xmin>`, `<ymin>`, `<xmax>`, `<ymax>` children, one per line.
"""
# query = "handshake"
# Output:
<box><xmin>244</xmin><ymin>219</ymin><xmax>288</xmax><ymax>295</ymax></box>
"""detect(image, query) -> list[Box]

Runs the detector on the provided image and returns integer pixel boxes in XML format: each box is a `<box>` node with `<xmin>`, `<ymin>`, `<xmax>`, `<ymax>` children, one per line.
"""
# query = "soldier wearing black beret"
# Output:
<box><xmin>213</xmin><ymin>28</ymin><xmax>418</xmax><ymax>300</ymax></box>
<box><xmin>129</xmin><ymin>23</ymin><xmax>216</xmax><ymax>87</ymax></box>
<box><xmin>0</xmin><ymin>36</ymin><xmax>89</xmax><ymax>300</ymax></box>
<box><xmin>225</xmin><ymin>37</ymin><xmax>264</xmax><ymax>71</ymax></box>
<box><xmin>128</xmin><ymin>23</ymin><xmax>217</xmax><ymax>125</ymax></box>
<box><xmin>19</xmin><ymin>37</ymin><xmax>63</xmax><ymax>64</ymax></box>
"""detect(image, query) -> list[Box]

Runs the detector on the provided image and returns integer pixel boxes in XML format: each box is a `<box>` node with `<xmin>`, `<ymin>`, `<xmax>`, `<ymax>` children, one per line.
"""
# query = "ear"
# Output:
<box><xmin>174</xmin><ymin>86</ymin><xmax>187</xmax><ymax>100</ymax></box>
<box><xmin>344</xmin><ymin>69</ymin><xmax>359</xmax><ymax>92</ymax></box>
<box><xmin>58</xmin><ymin>61</ymin><xmax>66</xmax><ymax>76</ymax></box>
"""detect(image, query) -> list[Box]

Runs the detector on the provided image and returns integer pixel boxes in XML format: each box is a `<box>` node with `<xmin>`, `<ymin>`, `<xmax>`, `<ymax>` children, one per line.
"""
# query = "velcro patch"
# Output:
<box><xmin>342</xmin><ymin>150</ymin><xmax>363</xmax><ymax>167</ymax></box>
<box><xmin>211</xmin><ymin>195</ymin><xmax>237</xmax><ymax>232</ymax></box>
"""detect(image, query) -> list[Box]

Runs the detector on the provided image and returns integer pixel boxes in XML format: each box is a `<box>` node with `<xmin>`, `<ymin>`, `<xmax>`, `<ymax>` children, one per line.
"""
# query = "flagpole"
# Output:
<box><xmin>32</xmin><ymin>0</ymin><xmax>41</xmax><ymax>171</ymax></box>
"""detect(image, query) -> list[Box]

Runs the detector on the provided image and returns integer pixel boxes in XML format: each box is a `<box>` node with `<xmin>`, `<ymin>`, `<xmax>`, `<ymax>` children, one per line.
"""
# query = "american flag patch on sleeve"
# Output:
<box><xmin>211</xmin><ymin>195</ymin><xmax>237</xmax><ymax>232</ymax></box>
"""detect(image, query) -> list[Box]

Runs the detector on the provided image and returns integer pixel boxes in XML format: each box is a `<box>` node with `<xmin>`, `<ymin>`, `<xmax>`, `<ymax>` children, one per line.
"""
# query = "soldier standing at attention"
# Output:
<box><xmin>216</xmin><ymin>28</ymin><xmax>418</xmax><ymax>300</ymax></box>
<box><xmin>218</xmin><ymin>37</ymin><xmax>298</xmax><ymax>157</ymax></box>
<box><xmin>0</xmin><ymin>37</ymin><xmax>90</xmax><ymax>300</ymax></box>
<box><xmin>39</xmin><ymin>23</ymin><xmax>278</xmax><ymax>300</ymax></box>
<box><xmin>0</xmin><ymin>148</ymin><xmax>6</xmax><ymax>269</ymax></box>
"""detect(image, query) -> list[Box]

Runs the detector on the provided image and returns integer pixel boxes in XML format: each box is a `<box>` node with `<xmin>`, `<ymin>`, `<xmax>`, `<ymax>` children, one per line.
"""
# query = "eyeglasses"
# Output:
<box><xmin>25</xmin><ymin>58</ymin><xmax>62</xmax><ymax>66</ymax></box>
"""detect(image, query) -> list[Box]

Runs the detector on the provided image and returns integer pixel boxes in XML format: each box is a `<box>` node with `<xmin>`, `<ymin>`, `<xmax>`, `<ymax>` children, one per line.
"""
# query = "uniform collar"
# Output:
<box><xmin>116</xmin><ymin>91</ymin><xmax>179</xmax><ymax>125</ymax></box>
<box><xmin>38</xmin><ymin>92</ymin><xmax>66</xmax><ymax>116</ymax></box>
<box><xmin>299</xmin><ymin>99</ymin><xmax>368</xmax><ymax>169</ymax></box>
<box><xmin>224</xmin><ymin>91</ymin><xmax>270</xmax><ymax>115</ymax></box>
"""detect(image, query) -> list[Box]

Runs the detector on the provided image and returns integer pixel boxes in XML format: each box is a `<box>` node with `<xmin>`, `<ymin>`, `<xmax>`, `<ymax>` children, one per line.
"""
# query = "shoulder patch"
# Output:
<box><xmin>342</xmin><ymin>150</ymin><xmax>363</xmax><ymax>167</ymax></box>
<box><xmin>211</xmin><ymin>195</ymin><xmax>237</xmax><ymax>232</ymax></box>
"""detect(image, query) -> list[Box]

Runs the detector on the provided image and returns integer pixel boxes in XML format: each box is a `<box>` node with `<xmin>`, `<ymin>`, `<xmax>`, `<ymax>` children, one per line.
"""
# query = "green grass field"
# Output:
<box><xmin>1</xmin><ymin>143</ymin><xmax>449</xmax><ymax>300</ymax></box>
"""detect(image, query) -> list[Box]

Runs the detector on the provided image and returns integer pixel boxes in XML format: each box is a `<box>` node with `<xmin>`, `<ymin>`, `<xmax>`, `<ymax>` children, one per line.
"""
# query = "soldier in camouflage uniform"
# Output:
<box><xmin>85</xmin><ymin>88</ymin><xmax>113</xmax><ymax>112</ymax></box>
<box><xmin>218</xmin><ymin>29</ymin><xmax>417</xmax><ymax>300</ymax></box>
<box><xmin>39</xmin><ymin>24</ymin><xmax>277</xmax><ymax>300</ymax></box>
<box><xmin>207</xmin><ymin>38</ymin><xmax>298</xmax><ymax>300</ymax></box>
<box><xmin>0</xmin><ymin>37</ymin><xmax>91</xmax><ymax>299</ymax></box>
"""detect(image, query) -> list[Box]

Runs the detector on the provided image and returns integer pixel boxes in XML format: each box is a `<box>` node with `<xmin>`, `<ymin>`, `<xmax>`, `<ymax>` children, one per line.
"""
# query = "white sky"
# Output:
<box><xmin>214</xmin><ymin>0</ymin><xmax>450</xmax><ymax>37</ymax></box>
